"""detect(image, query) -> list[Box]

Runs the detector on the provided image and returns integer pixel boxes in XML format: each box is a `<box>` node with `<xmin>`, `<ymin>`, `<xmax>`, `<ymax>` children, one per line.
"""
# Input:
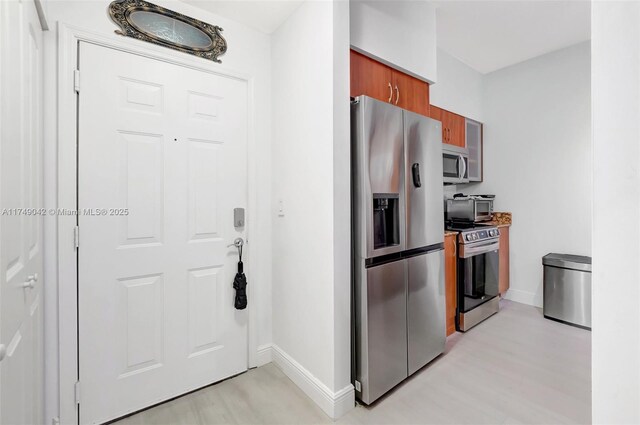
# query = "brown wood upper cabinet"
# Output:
<box><xmin>350</xmin><ymin>50</ymin><xmax>393</xmax><ymax>104</ymax></box>
<box><xmin>350</xmin><ymin>50</ymin><xmax>430</xmax><ymax>117</ymax></box>
<box><xmin>430</xmin><ymin>105</ymin><xmax>466</xmax><ymax>147</ymax></box>
<box><xmin>391</xmin><ymin>69</ymin><xmax>430</xmax><ymax>116</ymax></box>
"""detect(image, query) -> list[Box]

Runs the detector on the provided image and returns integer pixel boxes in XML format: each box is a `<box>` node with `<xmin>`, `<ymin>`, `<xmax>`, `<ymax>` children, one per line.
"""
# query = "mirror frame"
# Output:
<box><xmin>108</xmin><ymin>0</ymin><xmax>227</xmax><ymax>63</ymax></box>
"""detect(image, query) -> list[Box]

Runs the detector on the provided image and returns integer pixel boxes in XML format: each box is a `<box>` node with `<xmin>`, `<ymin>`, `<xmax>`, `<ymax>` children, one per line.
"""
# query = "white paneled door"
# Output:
<box><xmin>77</xmin><ymin>43</ymin><xmax>248</xmax><ymax>424</ymax></box>
<box><xmin>0</xmin><ymin>0</ymin><xmax>44</xmax><ymax>424</ymax></box>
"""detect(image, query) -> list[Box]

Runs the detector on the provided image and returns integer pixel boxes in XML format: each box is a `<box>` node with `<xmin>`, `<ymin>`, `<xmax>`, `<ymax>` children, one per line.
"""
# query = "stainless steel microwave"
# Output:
<box><xmin>443</xmin><ymin>144</ymin><xmax>469</xmax><ymax>184</ymax></box>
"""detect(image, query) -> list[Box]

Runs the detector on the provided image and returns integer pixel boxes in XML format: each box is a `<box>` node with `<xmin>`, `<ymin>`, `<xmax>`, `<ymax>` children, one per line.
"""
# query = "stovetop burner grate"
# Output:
<box><xmin>445</xmin><ymin>220</ymin><xmax>493</xmax><ymax>232</ymax></box>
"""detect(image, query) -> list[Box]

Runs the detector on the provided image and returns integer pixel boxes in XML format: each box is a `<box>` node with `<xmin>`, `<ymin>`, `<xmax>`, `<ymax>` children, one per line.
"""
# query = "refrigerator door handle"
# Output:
<box><xmin>411</xmin><ymin>163</ymin><xmax>422</xmax><ymax>188</ymax></box>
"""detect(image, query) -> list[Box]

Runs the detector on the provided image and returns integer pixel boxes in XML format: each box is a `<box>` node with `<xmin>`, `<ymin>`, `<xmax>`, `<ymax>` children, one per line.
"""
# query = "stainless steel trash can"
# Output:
<box><xmin>542</xmin><ymin>253</ymin><xmax>592</xmax><ymax>329</ymax></box>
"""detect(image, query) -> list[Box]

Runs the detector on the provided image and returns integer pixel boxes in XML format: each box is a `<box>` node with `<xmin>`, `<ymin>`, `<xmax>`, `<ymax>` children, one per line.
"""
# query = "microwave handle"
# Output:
<box><xmin>459</xmin><ymin>154</ymin><xmax>467</xmax><ymax>180</ymax></box>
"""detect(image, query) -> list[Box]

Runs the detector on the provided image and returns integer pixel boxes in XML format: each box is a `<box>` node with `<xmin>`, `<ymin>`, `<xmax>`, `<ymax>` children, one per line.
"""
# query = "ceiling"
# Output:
<box><xmin>181</xmin><ymin>0</ymin><xmax>303</xmax><ymax>34</ymax></box>
<box><xmin>433</xmin><ymin>0</ymin><xmax>591</xmax><ymax>74</ymax></box>
<box><xmin>182</xmin><ymin>1</ymin><xmax>590</xmax><ymax>72</ymax></box>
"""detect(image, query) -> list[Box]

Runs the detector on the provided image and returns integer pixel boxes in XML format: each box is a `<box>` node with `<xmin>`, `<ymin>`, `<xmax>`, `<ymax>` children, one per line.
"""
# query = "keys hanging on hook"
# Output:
<box><xmin>227</xmin><ymin>237</ymin><xmax>244</xmax><ymax>261</ymax></box>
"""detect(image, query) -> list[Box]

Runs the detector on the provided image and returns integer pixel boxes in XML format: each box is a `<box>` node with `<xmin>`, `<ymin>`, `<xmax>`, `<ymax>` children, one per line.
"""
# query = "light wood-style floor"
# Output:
<box><xmin>115</xmin><ymin>300</ymin><xmax>591</xmax><ymax>425</ymax></box>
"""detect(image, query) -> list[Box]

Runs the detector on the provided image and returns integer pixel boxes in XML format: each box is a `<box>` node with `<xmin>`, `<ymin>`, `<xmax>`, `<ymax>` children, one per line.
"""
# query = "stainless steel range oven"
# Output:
<box><xmin>447</xmin><ymin>223</ymin><xmax>500</xmax><ymax>331</ymax></box>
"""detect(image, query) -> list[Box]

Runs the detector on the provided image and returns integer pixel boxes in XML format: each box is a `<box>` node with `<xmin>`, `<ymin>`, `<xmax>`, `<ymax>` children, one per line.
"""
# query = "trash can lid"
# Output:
<box><xmin>543</xmin><ymin>253</ymin><xmax>592</xmax><ymax>272</ymax></box>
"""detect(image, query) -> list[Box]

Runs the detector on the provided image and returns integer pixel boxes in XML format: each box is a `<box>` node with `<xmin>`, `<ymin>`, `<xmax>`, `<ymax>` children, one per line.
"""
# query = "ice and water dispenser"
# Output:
<box><xmin>373</xmin><ymin>194</ymin><xmax>399</xmax><ymax>249</ymax></box>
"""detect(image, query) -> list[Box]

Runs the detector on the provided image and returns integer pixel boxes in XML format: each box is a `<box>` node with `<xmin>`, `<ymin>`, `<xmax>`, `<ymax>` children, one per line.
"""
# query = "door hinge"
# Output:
<box><xmin>73</xmin><ymin>70</ymin><xmax>80</xmax><ymax>93</ymax></box>
<box><xmin>74</xmin><ymin>381</ymin><xmax>81</xmax><ymax>404</ymax></box>
<box><xmin>73</xmin><ymin>226</ymin><xmax>79</xmax><ymax>249</ymax></box>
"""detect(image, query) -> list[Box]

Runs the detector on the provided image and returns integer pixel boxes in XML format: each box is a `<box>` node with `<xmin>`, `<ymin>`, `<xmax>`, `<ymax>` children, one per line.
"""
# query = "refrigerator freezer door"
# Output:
<box><xmin>407</xmin><ymin>249</ymin><xmax>445</xmax><ymax>375</ymax></box>
<box><xmin>356</xmin><ymin>259</ymin><xmax>407</xmax><ymax>404</ymax></box>
<box><xmin>352</xmin><ymin>96</ymin><xmax>405</xmax><ymax>259</ymax></box>
<box><xmin>404</xmin><ymin>111</ymin><xmax>444</xmax><ymax>250</ymax></box>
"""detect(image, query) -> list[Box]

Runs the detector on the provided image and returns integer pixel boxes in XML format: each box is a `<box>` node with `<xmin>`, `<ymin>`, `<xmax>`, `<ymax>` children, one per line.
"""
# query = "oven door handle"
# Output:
<box><xmin>459</xmin><ymin>240</ymin><xmax>499</xmax><ymax>258</ymax></box>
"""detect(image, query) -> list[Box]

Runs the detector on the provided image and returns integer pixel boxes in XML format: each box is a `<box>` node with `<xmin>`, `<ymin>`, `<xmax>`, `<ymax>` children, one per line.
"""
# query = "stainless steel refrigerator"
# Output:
<box><xmin>352</xmin><ymin>96</ymin><xmax>445</xmax><ymax>404</ymax></box>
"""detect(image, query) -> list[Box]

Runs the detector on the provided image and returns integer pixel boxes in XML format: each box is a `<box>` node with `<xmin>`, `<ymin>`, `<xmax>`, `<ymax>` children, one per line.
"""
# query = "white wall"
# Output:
<box><xmin>430</xmin><ymin>48</ymin><xmax>483</xmax><ymax>122</ymax></box>
<box><xmin>42</xmin><ymin>3</ymin><xmax>272</xmax><ymax>423</ymax></box>
<box><xmin>271</xmin><ymin>0</ymin><xmax>353</xmax><ymax>418</ymax></box>
<box><xmin>431</xmin><ymin>48</ymin><xmax>483</xmax><ymax>201</ymax></box>
<box><xmin>470</xmin><ymin>41</ymin><xmax>591</xmax><ymax>307</ymax></box>
<box><xmin>592</xmin><ymin>2</ymin><xmax>640</xmax><ymax>423</ymax></box>
<box><xmin>350</xmin><ymin>0</ymin><xmax>437</xmax><ymax>83</ymax></box>
<box><xmin>331</xmin><ymin>0</ymin><xmax>352</xmax><ymax>404</ymax></box>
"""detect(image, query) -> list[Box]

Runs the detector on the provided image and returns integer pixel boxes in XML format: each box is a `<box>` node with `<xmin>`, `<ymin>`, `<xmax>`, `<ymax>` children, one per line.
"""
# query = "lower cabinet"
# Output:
<box><xmin>444</xmin><ymin>233</ymin><xmax>457</xmax><ymax>336</ymax></box>
<box><xmin>498</xmin><ymin>226</ymin><xmax>510</xmax><ymax>295</ymax></box>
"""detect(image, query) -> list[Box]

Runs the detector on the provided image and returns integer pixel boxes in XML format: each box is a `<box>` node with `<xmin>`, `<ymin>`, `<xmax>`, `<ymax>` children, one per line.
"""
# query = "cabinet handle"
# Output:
<box><xmin>447</xmin><ymin>128</ymin><xmax>451</xmax><ymax>142</ymax></box>
<box><xmin>387</xmin><ymin>82</ymin><xmax>392</xmax><ymax>103</ymax></box>
<box><xmin>395</xmin><ymin>85</ymin><xmax>399</xmax><ymax>105</ymax></box>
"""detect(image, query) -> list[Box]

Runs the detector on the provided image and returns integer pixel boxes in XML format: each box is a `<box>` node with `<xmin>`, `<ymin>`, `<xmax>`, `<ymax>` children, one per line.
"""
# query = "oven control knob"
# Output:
<box><xmin>489</xmin><ymin>230</ymin><xmax>495</xmax><ymax>236</ymax></box>
<box><xmin>466</xmin><ymin>234</ymin><xmax>472</xmax><ymax>241</ymax></box>
<box><xmin>473</xmin><ymin>234</ymin><xmax>478</xmax><ymax>240</ymax></box>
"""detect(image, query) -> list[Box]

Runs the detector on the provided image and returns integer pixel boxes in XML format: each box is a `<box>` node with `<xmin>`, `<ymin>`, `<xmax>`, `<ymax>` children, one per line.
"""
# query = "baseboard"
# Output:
<box><xmin>270</xmin><ymin>344</ymin><xmax>355</xmax><ymax>419</ymax></box>
<box><xmin>256</xmin><ymin>343</ymin><xmax>273</xmax><ymax>367</ymax></box>
<box><xmin>504</xmin><ymin>288</ymin><xmax>541</xmax><ymax>308</ymax></box>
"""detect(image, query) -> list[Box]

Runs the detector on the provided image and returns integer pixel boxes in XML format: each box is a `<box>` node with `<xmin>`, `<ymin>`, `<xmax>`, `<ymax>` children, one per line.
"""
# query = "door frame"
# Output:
<box><xmin>57</xmin><ymin>23</ymin><xmax>259</xmax><ymax>425</ymax></box>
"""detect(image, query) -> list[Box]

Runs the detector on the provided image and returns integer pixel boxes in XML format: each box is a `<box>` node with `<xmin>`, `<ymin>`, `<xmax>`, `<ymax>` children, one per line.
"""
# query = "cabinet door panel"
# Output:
<box><xmin>499</xmin><ymin>227</ymin><xmax>510</xmax><ymax>295</ymax></box>
<box><xmin>444</xmin><ymin>234</ymin><xmax>457</xmax><ymax>336</ymax></box>
<box><xmin>350</xmin><ymin>50</ymin><xmax>393</xmax><ymax>103</ymax></box>
<box><xmin>440</xmin><ymin>111</ymin><xmax>452</xmax><ymax>144</ymax></box>
<box><xmin>392</xmin><ymin>70</ymin><xmax>430</xmax><ymax>117</ymax></box>
<box><xmin>429</xmin><ymin>105</ymin><xmax>447</xmax><ymax>144</ymax></box>
<box><xmin>451</xmin><ymin>113</ymin><xmax>466</xmax><ymax>148</ymax></box>
<box><xmin>429</xmin><ymin>104</ymin><xmax>441</xmax><ymax>121</ymax></box>
<box><xmin>442</xmin><ymin>111</ymin><xmax>466</xmax><ymax>148</ymax></box>
<box><xmin>466</xmin><ymin>119</ymin><xmax>483</xmax><ymax>181</ymax></box>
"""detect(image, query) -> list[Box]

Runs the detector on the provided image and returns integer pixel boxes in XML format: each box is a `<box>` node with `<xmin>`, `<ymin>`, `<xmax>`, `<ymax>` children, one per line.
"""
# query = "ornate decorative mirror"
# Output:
<box><xmin>108</xmin><ymin>0</ymin><xmax>227</xmax><ymax>63</ymax></box>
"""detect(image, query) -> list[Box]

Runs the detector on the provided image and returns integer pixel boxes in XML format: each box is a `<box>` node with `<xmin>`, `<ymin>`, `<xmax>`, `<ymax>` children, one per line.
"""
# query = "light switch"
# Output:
<box><xmin>278</xmin><ymin>199</ymin><xmax>285</xmax><ymax>217</ymax></box>
<box><xmin>234</xmin><ymin>208</ymin><xmax>245</xmax><ymax>228</ymax></box>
